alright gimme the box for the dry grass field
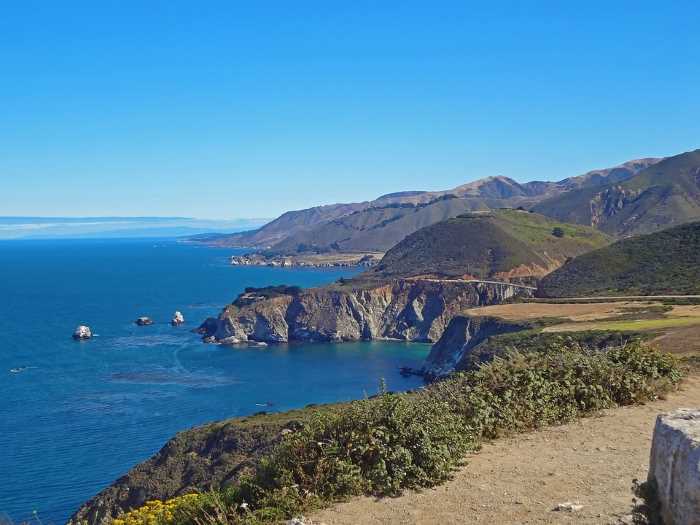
[464,301,700,355]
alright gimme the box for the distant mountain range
[0,217,268,240]
[201,153,686,253]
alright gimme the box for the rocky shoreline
[197,279,532,347]
[69,280,535,523]
[230,252,382,269]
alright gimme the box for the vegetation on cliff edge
[112,341,681,525]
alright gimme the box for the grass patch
[113,342,682,525]
[562,317,700,332]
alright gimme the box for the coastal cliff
[68,414,302,525]
[422,315,527,379]
[198,279,533,345]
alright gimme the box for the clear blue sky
[2,1,699,219]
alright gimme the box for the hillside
[533,149,700,236]
[202,157,657,251]
[204,202,371,248]
[364,209,611,282]
[270,195,491,253]
[538,221,700,297]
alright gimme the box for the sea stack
[171,311,185,326]
[135,317,154,326]
[72,325,92,340]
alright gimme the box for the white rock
[72,325,92,340]
[554,501,583,512]
[286,518,314,525]
[648,408,700,525]
[171,311,185,326]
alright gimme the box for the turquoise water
[0,239,428,524]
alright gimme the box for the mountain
[533,150,700,236]
[199,157,658,252]
[363,209,611,282]
[557,158,662,191]
[537,220,700,297]
[269,195,491,254]
[202,202,372,248]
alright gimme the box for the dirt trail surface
[311,377,700,525]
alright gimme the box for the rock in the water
[135,317,154,326]
[171,311,185,326]
[648,408,700,525]
[72,325,92,340]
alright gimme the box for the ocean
[0,239,428,524]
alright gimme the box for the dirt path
[311,377,700,525]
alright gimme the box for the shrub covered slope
[364,209,610,281]
[112,341,680,525]
[538,221,700,297]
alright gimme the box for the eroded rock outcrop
[198,280,532,345]
[422,315,526,379]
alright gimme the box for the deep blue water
[0,239,428,524]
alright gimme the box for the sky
[1,1,699,219]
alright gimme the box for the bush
[115,342,681,525]
[552,226,565,238]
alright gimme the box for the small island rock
[135,317,154,326]
[72,325,92,340]
[171,311,185,326]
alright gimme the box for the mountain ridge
[205,157,660,252]
[533,149,700,236]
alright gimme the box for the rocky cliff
[422,315,527,379]
[68,414,304,525]
[199,280,533,345]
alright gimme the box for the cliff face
[200,280,533,345]
[69,418,291,525]
[422,315,526,379]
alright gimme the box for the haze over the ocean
[2,1,699,219]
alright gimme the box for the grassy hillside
[538,221,700,297]
[364,209,610,281]
[533,149,700,236]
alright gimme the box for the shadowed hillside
[538,221,700,297]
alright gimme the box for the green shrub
[117,341,681,525]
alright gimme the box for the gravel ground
[310,377,700,524]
